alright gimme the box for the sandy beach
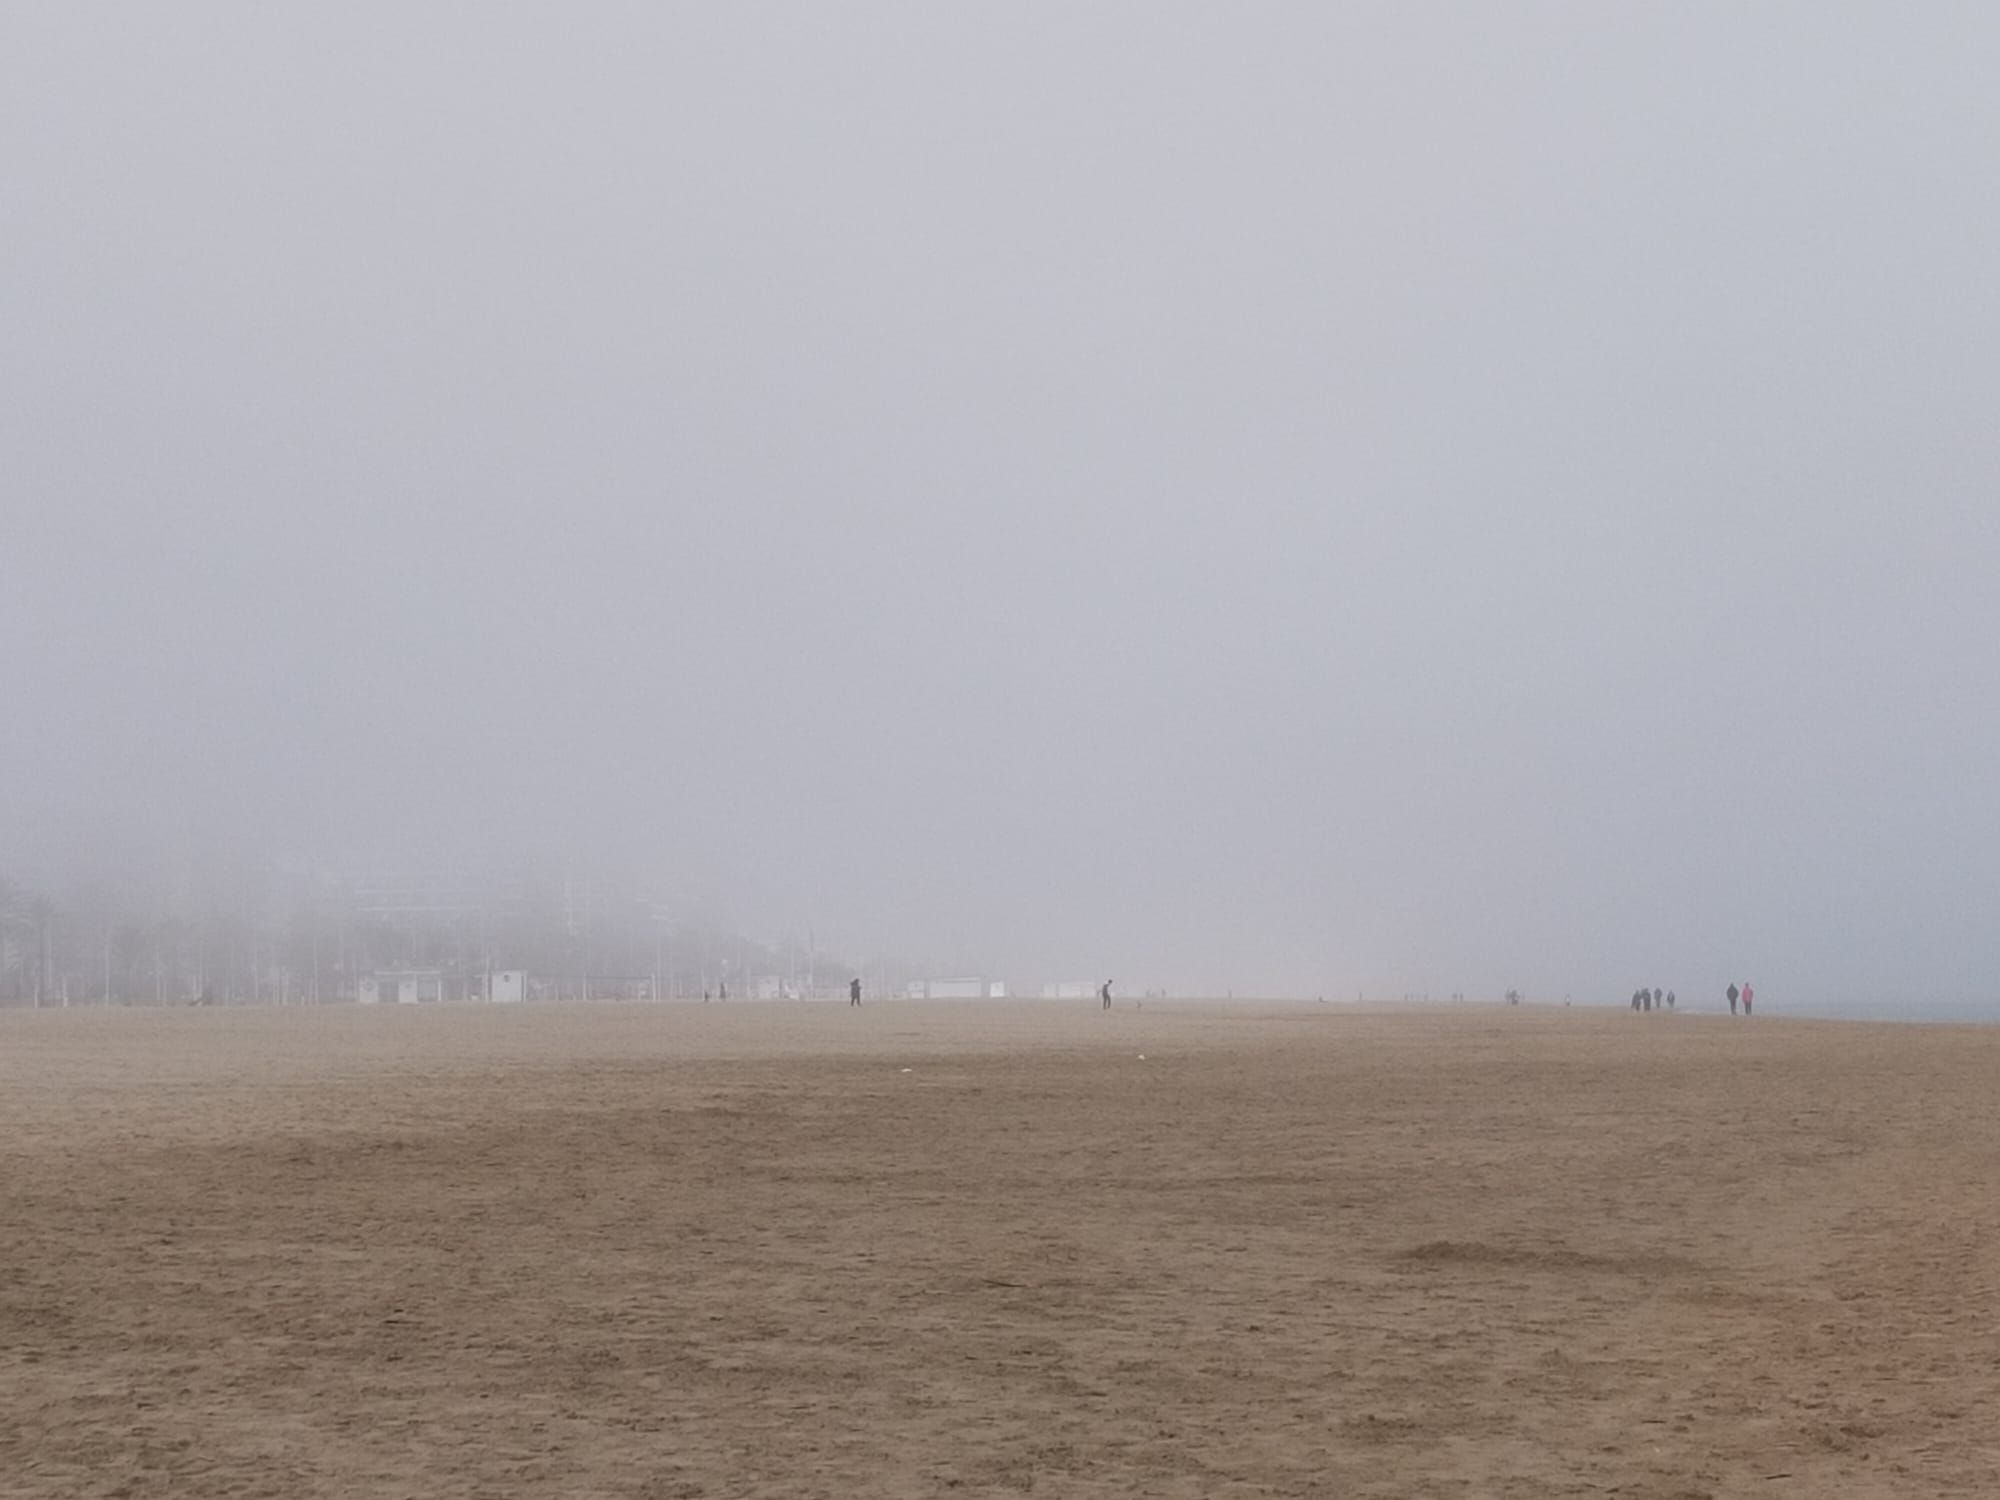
[3,1000,1996,1498]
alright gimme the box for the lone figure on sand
[1727,982,1739,1015]
[1100,980,1113,1011]
[849,976,862,1007]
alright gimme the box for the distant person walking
[1631,989,1643,1012]
[1100,980,1113,1011]
[1742,982,1754,1016]
[1666,990,1676,1011]
[849,976,862,1007]
[1727,982,1739,1016]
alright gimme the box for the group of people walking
[1629,982,1756,1014]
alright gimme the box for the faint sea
[1688,997,2000,1024]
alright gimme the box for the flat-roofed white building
[359,969,445,1004]
[923,978,984,1000]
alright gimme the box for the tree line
[0,866,899,1008]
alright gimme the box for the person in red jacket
[1742,981,1754,1016]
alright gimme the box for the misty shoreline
[2,995,1992,1026]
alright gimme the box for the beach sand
[3,1000,1994,1497]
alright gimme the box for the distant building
[923,978,985,1000]
[358,969,444,1005]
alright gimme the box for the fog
[5,5,1998,1006]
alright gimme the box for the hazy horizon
[6,6,1998,1008]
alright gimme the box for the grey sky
[5,5,1998,1003]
